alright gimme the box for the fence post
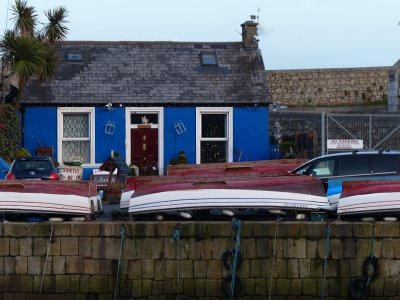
[321,111,326,155]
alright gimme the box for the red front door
[131,128,158,175]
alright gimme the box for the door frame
[125,107,164,175]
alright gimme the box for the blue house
[21,20,271,178]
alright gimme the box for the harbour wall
[0,220,399,299]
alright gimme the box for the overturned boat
[0,180,102,220]
[338,180,400,218]
[128,174,333,220]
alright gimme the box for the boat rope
[113,226,126,300]
[3,222,37,237]
[320,223,331,300]
[349,233,378,299]
[268,216,280,300]
[38,224,54,299]
[171,227,181,299]
[229,218,242,300]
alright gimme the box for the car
[291,150,400,205]
[5,157,59,180]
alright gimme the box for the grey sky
[1,0,400,70]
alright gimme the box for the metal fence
[269,111,400,158]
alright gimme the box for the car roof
[291,150,400,172]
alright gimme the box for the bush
[0,105,21,162]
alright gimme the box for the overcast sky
[1,0,400,70]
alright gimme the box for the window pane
[338,156,369,176]
[202,114,226,138]
[201,54,217,65]
[62,141,90,163]
[63,114,89,138]
[130,113,158,125]
[201,141,226,163]
[311,159,335,176]
[372,156,399,173]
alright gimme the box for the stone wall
[0,221,399,299]
[267,67,389,107]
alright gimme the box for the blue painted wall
[163,107,196,170]
[23,106,270,179]
[233,107,270,161]
[94,107,126,164]
[23,107,58,159]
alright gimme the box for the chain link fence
[269,111,400,159]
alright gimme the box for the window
[371,155,400,174]
[337,156,370,176]
[66,52,82,61]
[58,108,94,165]
[200,53,217,66]
[196,108,233,164]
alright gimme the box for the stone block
[306,240,318,258]
[250,259,261,277]
[194,260,206,279]
[330,221,353,237]
[10,238,20,256]
[389,259,400,277]
[253,222,277,237]
[279,222,301,238]
[277,258,288,278]
[242,238,256,259]
[302,278,317,295]
[156,222,177,237]
[69,274,80,293]
[275,279,290,295]
[294,238,307,258]
[211,238,228,260]
[243,278,254,296]
[127,260,141,279]
[27,257,41,275]
[33,238,46,256]
[287,259,299,278]
[8,274,21,292]
[55,274,70,292]
[282,239,295,258]
[206,260,222,279]
[53,223,71,236]
[141,259,154,279]
[89,275,109,293]
[0,238,9,256]
[356,239,370,258]
[194,278,205,296]
[20,275,33,292]
[330,239,343,259]
[298,259,311,278]
[78,237,92,258]
[131,279,142,297]
[374,222,399,238]
[65,256,83,274]
[83,259,100,275]
[290,278,302,295]
[92,237,120,260]
[254,278,267,295]
[382,238,394,258]
[384,278,397,296]
[186,239,201,260]
[141,279,152,296]
[135,238,163,260]
[183,278,195,296]
[48,237,61,256]
[52,256,65,274]
[255,238,270,258]
[60,237,79,255]
[343,239,356,258]
[371,278,384,296]
[79,274,90,293]
[15,256,27,274]
[299,222,326,238]
[122,237,136,260]
[71,223,100,237]
[352,223,373,237]
[19,238,32,256]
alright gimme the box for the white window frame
[57,107,95,166]
[196,107,233,164]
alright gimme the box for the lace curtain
[62,113,90,163]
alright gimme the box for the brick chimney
[241,16,259,49]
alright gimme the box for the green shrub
[0,105,22,162]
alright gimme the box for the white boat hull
[338,192,400,215]
[129,188,333,215]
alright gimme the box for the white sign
[327,139,363,150]
[58,166,83,181]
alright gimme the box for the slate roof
[22,41,270,106]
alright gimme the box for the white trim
[196,107,233,164]
[125,107,164,175]
[57,107,95,166]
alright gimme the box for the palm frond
[42,6,69,43]
[11,0,37,36]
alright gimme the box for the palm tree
[0,0,69,108]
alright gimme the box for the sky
[1,0,400,70]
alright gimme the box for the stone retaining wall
[267,67,389,107]
[0,221,399,299]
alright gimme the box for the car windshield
[13,160,51,172]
